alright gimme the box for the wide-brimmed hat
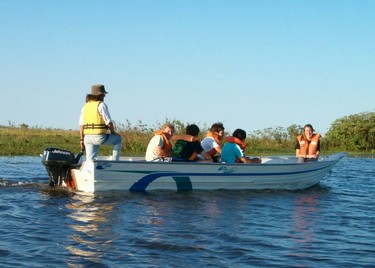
[91,84,108,95]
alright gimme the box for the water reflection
[289,188,327,260]
[292,194,318,244]
[64,192,117,266]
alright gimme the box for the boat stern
[71,161,96,192]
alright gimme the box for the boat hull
[69,153,345,192]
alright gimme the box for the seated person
[145,123,198,161]
[145,123,175,161]
[200,122,225,162]
[172,124,212,162]
[221,129,261,164]
[295,124,320,162]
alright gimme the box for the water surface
[0,156,374,267]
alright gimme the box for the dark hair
[232,129,247,140]
[210,122,225,132]
[304,124,315,132]
[186,124,200,136]
[86,94,103,102]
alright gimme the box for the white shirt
[201,136,219,153]
[145,135,164,161]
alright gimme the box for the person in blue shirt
[221,129,261,163]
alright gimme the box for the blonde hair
[162,123,175,131]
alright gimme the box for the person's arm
[308,150,319,159]
[98,102,118,134]
[107,122,117,134]
[156,145,172,157]
[295,139,302,157]
[213,145,222,154]
[239,156,250,163]
[79,108,85,150]
[313,140,321,158]
[155,136,172,157]
[296,148,305,158]
[171,134,198,142]
[296,149,319,159]
[235,145,248,163]
[199,151,213,162]
[79,125,85,150]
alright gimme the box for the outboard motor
[41,147,78,186]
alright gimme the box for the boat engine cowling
[41,147,76,186]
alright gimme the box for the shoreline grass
[0,126,372,157]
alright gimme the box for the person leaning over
[200,122,225,162]
[172,124,212,162]
[79,84,122,161]
[221,129,261,164]
[295,124,320,162]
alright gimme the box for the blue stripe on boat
[127,166,327,191]
[129,173,193,191]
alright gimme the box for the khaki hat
[91,84,108,95]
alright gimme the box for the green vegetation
[325,111,375,152]
[1,111,374,156]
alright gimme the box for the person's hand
[80,140,85,150]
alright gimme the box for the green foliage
[325,111,375,152]
[1,113,374,156]
[248,125,301,152]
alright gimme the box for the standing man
[79,84,122,161]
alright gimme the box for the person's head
[232,129,247,141]
[210,122,225,138]
[162,123,175,139]
[186,124,200,137]
[303,124,315,140]
[90,84,108,101]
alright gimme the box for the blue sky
[1,0,374,135]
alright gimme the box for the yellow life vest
[83,101,108,134]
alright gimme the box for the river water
[0,156,374,267]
